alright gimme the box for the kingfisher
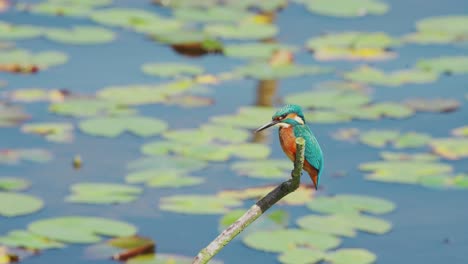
[255,104,323,190]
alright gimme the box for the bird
[255,104,323,190]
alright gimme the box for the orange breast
[279,127,297,162]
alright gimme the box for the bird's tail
[304,164,319,190]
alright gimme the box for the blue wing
[293,125,324,182]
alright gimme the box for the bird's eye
[280,114,287,119]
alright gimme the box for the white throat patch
[277,122,291,128]
[294,116,304,124]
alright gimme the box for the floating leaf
[307,32,397,61]
[21,122,73,143]
[0,192,43,217]
[0,22,41,40]
[231,160,292,179]
[219,209,289,232]
[430,138,468,160]
[243,229,341,253]
[325,248,376,264]
[0,149,52,165]
[219,185,314,205]
[28,216,137,243]
[0,49,68,69]
[50,99,135,117]
[67,183,142,204]
[0,103,29,127]
[174,7,250,22]
[7,88,69,103]
[126,253,223,264]
[159,195,242,215]
[296,215,357,237]
[358,130,431,148]
[405,98,460,113]
[0,177,30,191]
[344,66,438,86]
[278,248,326,264]
[79,116,167,138]
[127,155,207,173]
[416,56,468,75]
[204,22,277,40]
[300,0,389,18]
[306,194,395,215]
[406,15,468,44]
[0,230,64,250]
[125,170,204,188]
[452,126,468,137]
[141,63,204,78]
[85,236,155,261]
[18,0,112,17]
[285,90,371,110]
[211,106,274,129]
[45,26,115,44]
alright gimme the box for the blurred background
[0,0,467,263]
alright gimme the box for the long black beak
[255,120,278,133]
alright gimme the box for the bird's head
[256,104,306,132]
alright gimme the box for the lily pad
[405,98,460,113]
[204,22,277,40]
[452,126,468,137]
[0,104,29,127]
[0,230,64,250]
[218,185,314,205]
[285,89,371,110]
[219,209,289,232]
[127,155,207,172]
[159,195,242,214]
[45,26,115,44]
[296,214,357,237]
[18,0,112,17]
[306,194,395,215]
[0,192,43,217]
[174,7,250,22]
[141,63,204,78]
[344,66,439,86]
[211,106,274,129]
[0,149,52,165]
[278,248,326,264]
[243,229,341,253]
[325,248,376,264]
[0,49,68,69]
[85,236,155,261]
[0,178,30,191]
[7,88,69,103]
[21,122,73,143]
[231,160,292,179]
[67,183,142,204]
[430,138,468,160]
[412,15,468,44]
[125,170,204,188]
[301,0,389,18]
[0,22,41,40]
[28,216,137,243]
[235,62,330,80]
[50,99,135,117]
[416,56,468,75]
[358,130,431,148]
[126,253,223,264]
[79,116,168,138]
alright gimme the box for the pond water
[1,0,467,264]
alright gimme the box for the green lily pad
[85,236,155,261]
[204,22,277,40]
[211,106,274,129]
[452,126,468,137]
[405,98,460,113]
[0,230,65,250]
[0,22,41,40]
[231,160,292,179]
[360,158,453,184]
[243,229,341,253]
[0,149,53,165]
[159,195,242,214]
[0,103,29,127]
[218,185,314,205]
[344,66,439,86]
[49,99,135,117]
[278,248,326,264]
[301,0,389,18]
[0,192,43,217]
[358,130,431,148]
[45,26,115,44]
[142,141,232,161]
[403,30,463,44]
[235,62,330,80]
[97,80,194,105]
[125,169,204,188]
[18,0,112,17]
[67,183,142,204]
[7,88,66,102]
[228,143,271,159]
[325,248,376,264]
[164,95,214,108]
[79,116,168,138]
[379,151,439,161]
[0,49,68,69]
[296,215,357,237]
[0,178,30,191]
[126,253,223,264]
[21,122,73,143]
[306,32,397,61]
[174,7,250,22]
[306,194,395,215]
[219,209,289,232]
[223,43,297,60]
[127,155,207,172]
[142,63,203,78]
[416,56,468,74]
[430,138,468,160]
[28,216,137,243]
[416,15,468,38]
